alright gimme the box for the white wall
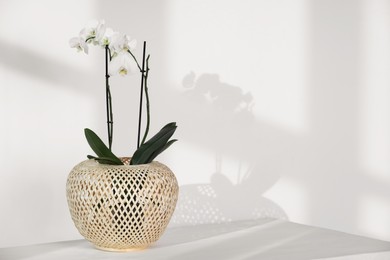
[1,0,390,247]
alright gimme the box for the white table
[1,219,390,260]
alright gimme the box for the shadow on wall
[96,0,288,226]
[168,0,390,239]
[171,73,288,225]
[100,0,390,239]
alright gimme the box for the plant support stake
[137,41,147,149]
[105,45,113,150]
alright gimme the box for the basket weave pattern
[66,158,179,251]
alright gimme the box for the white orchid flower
[109,51,137,76]
[69,37,89,54]
[110,34,137,53]
[99,28,116,47]
[108,33,121,56]
[79,19,105,44]
[95,22,107,45]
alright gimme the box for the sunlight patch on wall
[166,0,308,133]
[359,0,390,181]
[263,177,308,223]
[357,195,390,241]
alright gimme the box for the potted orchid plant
[66,20,179,251]
[69,19,177,165]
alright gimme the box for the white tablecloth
[1,219,390,260]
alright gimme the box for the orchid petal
[69,37,88,54]
[109,51,137,76]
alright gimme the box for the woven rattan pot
[66,157,179,251]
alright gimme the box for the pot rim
[80,157,164,169]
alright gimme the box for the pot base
[95,245,147,252]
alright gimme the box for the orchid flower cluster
[69,20,177,166]
[69,20,139,76]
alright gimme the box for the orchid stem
[128,50,142,71]
[141,55,151,145]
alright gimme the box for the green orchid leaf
[84,128,123,165]
[132,122,176,156]
[136,130,175,164]
[87,155,123,165]
[143,122,176,145]
[147,139,178,163]
[131,123,177,165]
[131,128,176,165]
